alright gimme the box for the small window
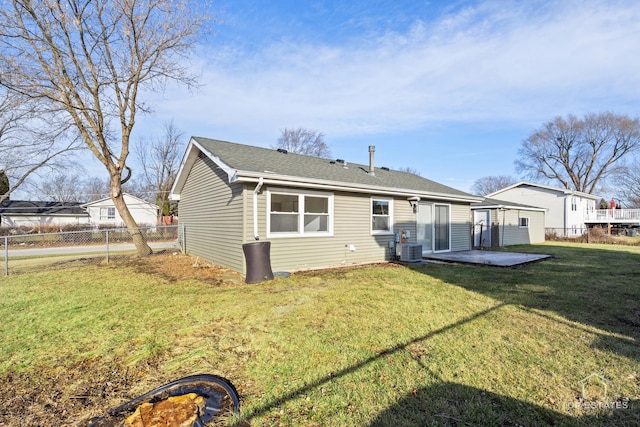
[372,198,393,234]
[100,207,115,220]
[519,217,529,228]
[571,197,577,211]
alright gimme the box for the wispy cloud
[150,0,640,142]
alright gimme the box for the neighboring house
[471,197,546,247]
[0,200,90,228]
[487,182,599,237]
[82,193,159,228]
[170,137,483,274]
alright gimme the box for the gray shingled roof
[0,200,88,216]
[193,137,477,199]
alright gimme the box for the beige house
[471,198,546,247]
[170,138,482,274]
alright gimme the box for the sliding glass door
[417,203,450,252]
[434,204,450,252]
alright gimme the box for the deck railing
[583,209,640,222]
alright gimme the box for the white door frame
[473,210,491,248]
[417,203,451,253]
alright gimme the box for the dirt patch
[0,253,249,427]
[291,262,403,279]
[115,252,246,286]
[1,358,158,427]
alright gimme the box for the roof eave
[234,171,483,203]
[170,138,237,201]
[487,181,600,200]
[471,204,547,212]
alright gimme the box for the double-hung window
[100,207,116,220]
[371,198,393,234]
[519,217,529,228]
[268,190,333,237]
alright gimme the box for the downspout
[253,177,264,240]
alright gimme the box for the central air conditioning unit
[400,243,423,262]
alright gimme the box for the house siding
[180,154,245,272]
[245,187,399,271]
[492,186,565,229]
[451,203,472,251]
[491,184,596,237]
[245,187,429,271]
[489,209,545,246]
[242,187,473,272]
[84,194,158,227]
[0,215,89,227]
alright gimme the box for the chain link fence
[1,225,183,276]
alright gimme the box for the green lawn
[1,242,639,426]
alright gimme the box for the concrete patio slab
[423,250,552,267]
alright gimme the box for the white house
[0,200,90,228]
[487,182,599,237]
[82,193,158,228]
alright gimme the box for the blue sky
[130,0,640,194]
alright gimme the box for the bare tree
[0,170,8,197]
[613,156,640,208]
[274,128,331,157]
[398,166,421,176]
[80,177,111,201]
[122,176,155,203]
[135,121,184,221]
[471,175,518,196]
[0,0,208,255]
[38,173,84,203]
[0,90,81,203]
[515,112,640,194]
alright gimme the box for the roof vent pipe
[368,145,375,176]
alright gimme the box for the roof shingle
[193,137,477,199]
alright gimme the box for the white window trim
[99,207,115,220]
[371,197,394,235]
[266,188,334,238]
[519,217,530,228]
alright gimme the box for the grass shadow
[408,243,640,361]
[244,303,507,420]
[368,382,638,427]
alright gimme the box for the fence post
[105,229,110,264]
[4,236,7,276]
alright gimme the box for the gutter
[234,172,483,204]
[253,177,264,240]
